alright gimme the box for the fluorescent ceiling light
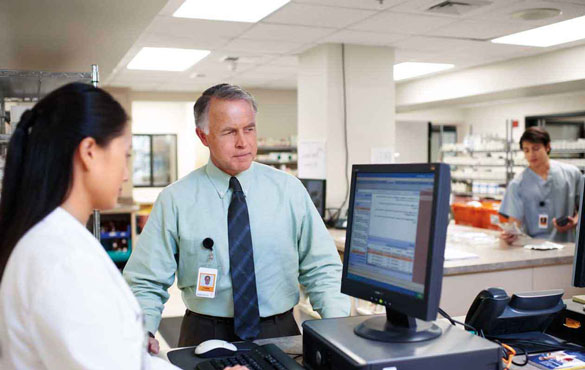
[394,62,454,81]
[173,0,290,22]
[492,14,585,47]
[127,47,210,71]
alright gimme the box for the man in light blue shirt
[124,84,350,351]
[500,127,582,243]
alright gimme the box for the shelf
[442,149,519,154]
[453,191,504,200]
[551,149,585,154]
[0,134,9,144]
[257,145,297,152]
[258,160,297,166]
[107,249,132,263]
[446,163,507,167]
[452,177,507,184]
[0,70,91,100]
[100,230,130,240]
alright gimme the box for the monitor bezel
[341,163,450,322]
[299,178,327,218]
[572,176,585,287]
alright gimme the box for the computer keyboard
[195,343,304,370]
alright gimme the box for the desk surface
[329,224,575,276]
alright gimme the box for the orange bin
[451,201,507,230]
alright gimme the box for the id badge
[538,214,548,229]
[196,267,217,298]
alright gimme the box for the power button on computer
[315,350,323,365]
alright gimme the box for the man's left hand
[553,215,578,233]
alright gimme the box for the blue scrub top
[499,160,583,242]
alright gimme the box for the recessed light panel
[173,0,290,23]
[492,14,585,47]
[127,47,210,71]
[394,62,454,81]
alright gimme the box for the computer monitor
[300,179,326,218]
[572,176,585,287]
[341,163,451,343]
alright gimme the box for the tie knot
[229,176,243,193]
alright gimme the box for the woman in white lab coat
[0,83,245,370]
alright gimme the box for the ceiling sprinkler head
[221,56,239,72]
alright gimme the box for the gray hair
[193,83,257,134]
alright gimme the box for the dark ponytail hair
[0,83,128,280]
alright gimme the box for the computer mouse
[194,339,238,358]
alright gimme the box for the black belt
[186,308,294,324]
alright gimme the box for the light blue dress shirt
[499,160,583,242]
[123,160,350,334]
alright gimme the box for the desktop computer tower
[303,316,502,370]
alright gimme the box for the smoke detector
[511,8,562,21]
[427,0,492,16]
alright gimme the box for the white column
[298,43,395,212]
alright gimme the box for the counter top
[100,204,140,214]
[329,224,575,276]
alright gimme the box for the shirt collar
[205,159,254,199]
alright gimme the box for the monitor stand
[354,307,442,342]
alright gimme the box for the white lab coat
[0,207,178,369]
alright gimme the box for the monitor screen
[300,179,326,218]
[345,172,434,300]
[341,163,451,342]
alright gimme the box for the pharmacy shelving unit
[0,66,135,269]
[256,144,297,176]
[548,141,585,171]
[443,132,585,200]
[0,68,93,193]
[441,120,517,200]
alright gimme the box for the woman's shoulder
[9,209,101,276]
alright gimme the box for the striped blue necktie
[228,176,260,340]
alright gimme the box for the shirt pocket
[177,238,219,289]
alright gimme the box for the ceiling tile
[148,16,252,39]
[428,19,537,40]
[140,32,228,51]
[394,48,445,63]
[389,0,524,18]
[292,0,407,10]
[321,29,409,46]
[471,0,585,25]
[263,3,376,28]
[246,64,298,75]
[350,11,456,34]
[222,38,305,54]
[239,23,335,43]
[262,79,297,89]
[269,56,299,66]
[393,36,534,57]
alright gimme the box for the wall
[131,101,200,203]
[249,89,297,141]
[396,44,585,111]
[298,44,396,211]
[398,90,585,144]
[395,121,428,164]
[129,88,297,203]
[463,91,585,141]
[129,88,297,141]
[105,87,133,200]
